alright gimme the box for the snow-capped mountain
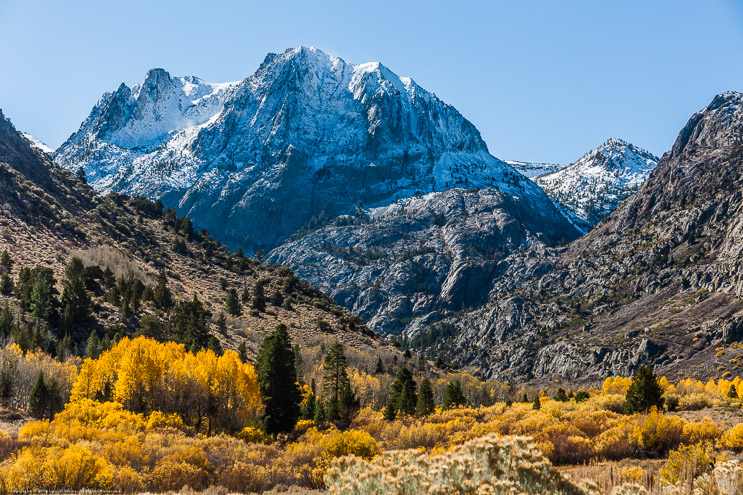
[55,46,578,252]
[21,133,55,155]
[506,160,563,179]
[534,138,658,230]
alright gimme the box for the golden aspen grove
[0,335,742,493]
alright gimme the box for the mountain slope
[55,46,577,253]
[0,107,410,372]
[425,92,743,383]
[506,160,563,179]
[535,139,658,230]
[268,186,574,336]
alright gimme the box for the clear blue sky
[1,0,742,164]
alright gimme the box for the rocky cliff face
[534,139,658,231]
[55,47,573,254]
[424,92,743,383]
[268,186,575,336]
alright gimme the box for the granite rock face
[426,92,743,383]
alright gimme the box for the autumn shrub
[326,434,590,495]
[630,407,684,453]
[659,442,714,484]
[1,445,113,490]
[0,429,19,462]
[588,393,626,413]
[678,393,712,411]
[681,417,722,444]
[721,423,743,451]
[593,423,634,460]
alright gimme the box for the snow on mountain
[505,160,563,179]
[21,133,55,155]
[55,46,578,252]
[534,138,658,230]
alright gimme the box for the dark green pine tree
[553,388,568,402]
[375,356,385,374]
[153,270,174,311]
[208,335,223,356]
[0,274,12,296]
[252,281,266,312]
[59,276,92,339]
[180,216,194,241]
[28,371,49,419]
[0,301,14,339]
[323,343,350,404]
[255,324,302,434]
[172,295,212,351]
[216,312,227,335]
[624,365,665,414]
[30,275,54,323]
[293,345,305,386]
[728,384,739,400]
[416,377,435,416]
[237,340,248,363]
[443,380,466,410]
[85,330,100,359]
[313,399,326,422]
[532,395,542,410]
[301,389,316,420]
[0,249,12,272]
[386,367,417,418]
[225,288,241,316]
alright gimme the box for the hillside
[421,92,743,383]
[0,107,413,375]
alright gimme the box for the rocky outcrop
[268,186,577,336]
[422,92,743,383]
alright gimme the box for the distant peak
[143,68,172,85]
[600,138,629,148]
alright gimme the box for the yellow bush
[721,423,743,451]
[621,466,644,483]
[18,420,51,442]
[659,442,713,484]
[677,393,711,410]
[1,445,113,490]
[236,425,266,444]
[681,417,722,444]
[631,407,683,452]
[146,410,187,432]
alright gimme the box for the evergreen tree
[180,216,194,241]
[75,167,87,182]
[237,340,248,363]
[575,390,590,403]
[728,384,739,400]
[443,380,466,410]
[225,288,241,316]
[241,286,251,304]
[301,390,316,420]
[339,382,360,421]
[208,335,223,355]
[624,365,664,414]
[153,270,173,311]
[293,345,305,386]
[375,356,385,374]
[0,250,12,272]
[251,281,266,312]
[171,295,212,350]
[270,290,284,307]
[313,399,326,422]
[85,330,100,359]
[28,371,49,419]
[59,276,92,339]
[0,301,14,339]
[532,395,542,410]
[323,343,350,404]
[255,324,302,434]
[553,388,569,402]
[416,377,435,416]
[47,377,63,418]
[386,367,417,418]
[30,275,53,322]
[216,312,227,335]
[65,257,85,281]
[56,333,73,362]
[0,274,12,296]
[0,368,12,406]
